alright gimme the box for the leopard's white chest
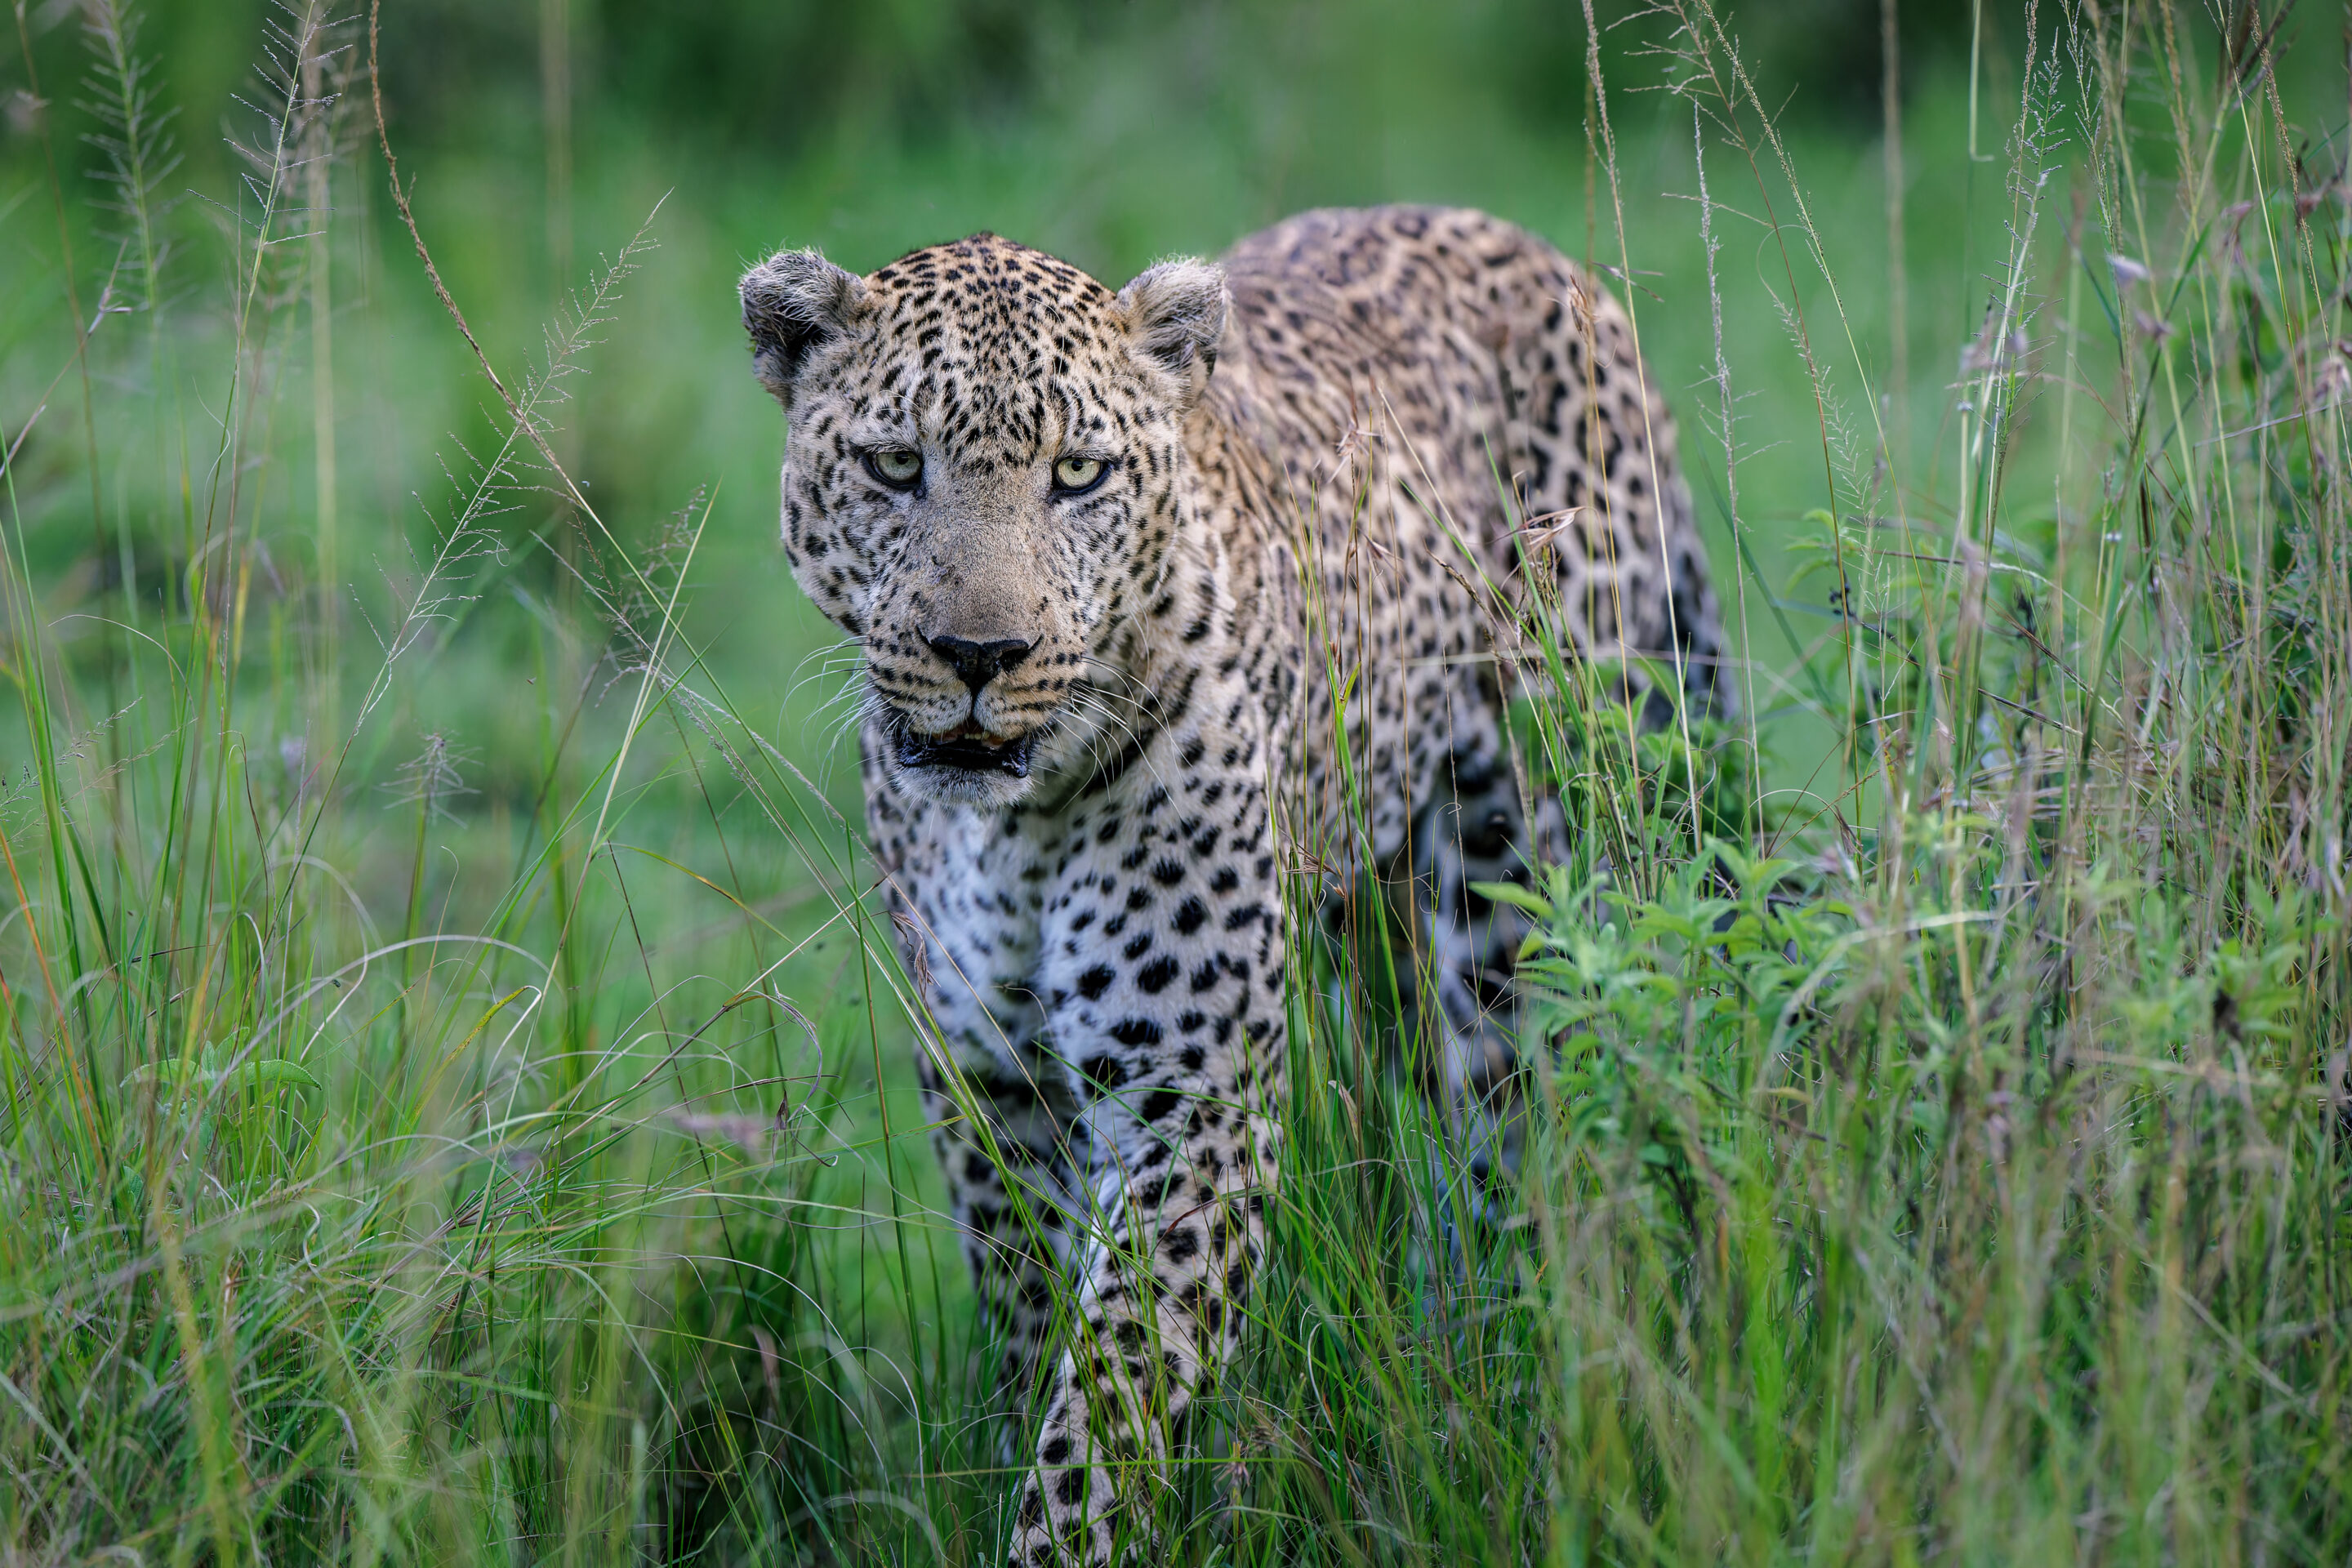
[905,805,1050,1076]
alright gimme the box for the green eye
[1052,455,1107,494]
[865,448,923,489]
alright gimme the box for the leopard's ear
[1116,257,1227,409]
[741,248,866,407]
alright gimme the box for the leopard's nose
[926,634,1034,694]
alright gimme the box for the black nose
[925,635,1035,694]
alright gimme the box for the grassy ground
[0,0,2346,1562]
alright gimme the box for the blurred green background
[0,0,2039,820]
[0,0,2337,880]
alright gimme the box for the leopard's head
[741,233,1227,807]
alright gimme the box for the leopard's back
[1198,205,1726,858]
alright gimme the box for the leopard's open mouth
[894,720,1038,779]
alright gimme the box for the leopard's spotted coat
[740,205,1723,1566]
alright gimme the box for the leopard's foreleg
[1004,725,1285,1568]
[915,1045,1087,1407]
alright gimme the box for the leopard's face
[742,234,1227,807]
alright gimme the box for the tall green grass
[0,1,2345,1564]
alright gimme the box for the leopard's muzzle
[894,721,1040,780]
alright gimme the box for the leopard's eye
[1052,455,1108,495]
[864,448,924,490]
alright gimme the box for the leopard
[738,204,1725,1566]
